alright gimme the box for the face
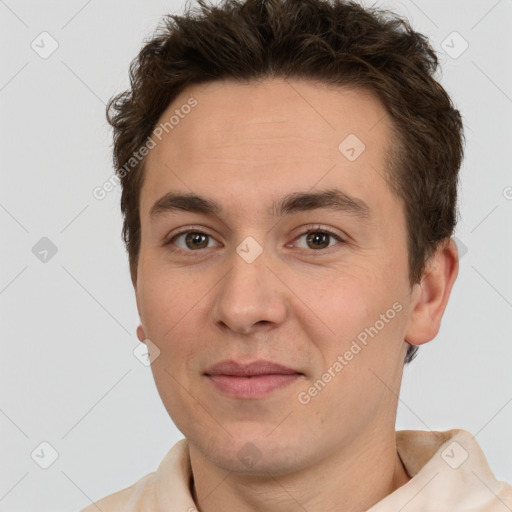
[134,78,422,475]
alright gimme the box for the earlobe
[404,237,459,346]
[137,324,147,343]
[132,266,146,343]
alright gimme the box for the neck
[189,429,411,512]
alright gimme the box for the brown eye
[293,224,346,256]
[167,230,220,251]
[184,232,209,249]
[293,228,343,251]
[305,232,331,249]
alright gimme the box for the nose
[210,246,288,336]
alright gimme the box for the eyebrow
[149,188,373,223]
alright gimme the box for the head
[106,0,463,475]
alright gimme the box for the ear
[404,237,459,346]
[136,324,147,343]
[131,261,146,343]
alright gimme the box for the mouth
[204,360,304,399]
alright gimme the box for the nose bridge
[211,240,286,333]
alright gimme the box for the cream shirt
[80,429,512,511]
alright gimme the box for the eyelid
[289,224,346,249]
[164,225,221,247]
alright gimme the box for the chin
[211,446,302,476]
[190,428,312,476]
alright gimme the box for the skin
[133,78,459,512]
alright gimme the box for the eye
[166,230,221,251]
[292,227,344,251]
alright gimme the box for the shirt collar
[152,429,512,511]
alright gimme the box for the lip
[204,360,303,399]
[205,360,300,377]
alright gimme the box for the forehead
[140,78,397,221]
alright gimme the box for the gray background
[1,0,511,510]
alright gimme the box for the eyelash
[164,225,345,255]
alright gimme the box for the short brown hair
[106,0,464,364]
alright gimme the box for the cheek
[301,303,405,435]
[305,269,406,379]
[302,267,384,341]
[145,295,206,432]
[138,267,202,339]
